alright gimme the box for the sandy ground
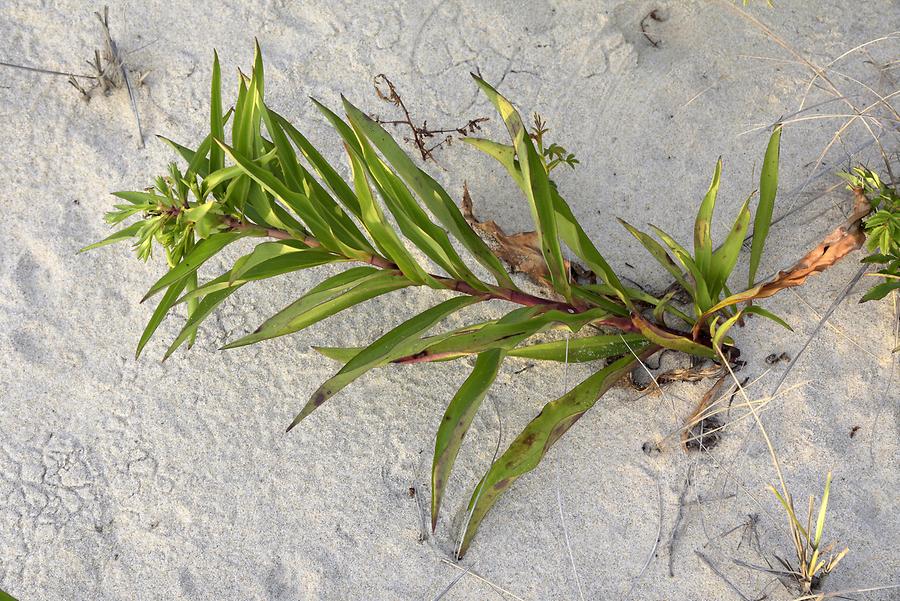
[1,1,898,599]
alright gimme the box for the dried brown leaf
[462,184,595,288]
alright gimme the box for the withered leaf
[461,184,595,288]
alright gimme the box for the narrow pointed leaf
[340,97,516,290]
[422,307,607,357]
[259,104,375,257]
[136,279,189,358]
[469,77,569,299]
[631,313,717,359]
[620,218,691,293]
[459,345,658,556]
[813,472,832,548]
[216,140,346,251]
[142,231,246,302]
[432,348,504,530]
[743,305,792,330]
[343,144,431,285]
[650,225,712,309]
[709,194,753,298]
[222,267,412,348]
[80,222,143,252]
[464,136,630,305]
[712,309,743,349]
[344,119,487,289]
[270,109,363,219]
[694,157,722,279]
[180,249,343,303]
[292,295,480,428]
[508,333,648,362]
[311,346,359,363]
[749,125,782,287]
[209,51,225,174]
[860,280,900,302]
[163,282,244,360]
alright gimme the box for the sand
[1,1,898,599]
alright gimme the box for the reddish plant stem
[224,216,587,315]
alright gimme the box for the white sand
[1,1,898,599]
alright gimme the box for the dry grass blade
[432,563,473,600]
[791,584,900,600]
[695,551,757,601]
[94,7,144,148]
[0,60,96,80]
[682,373,729,450]
[438,559,530,601]
[722,1,898,183]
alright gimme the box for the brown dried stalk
[372,74,488,162]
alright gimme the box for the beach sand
[0,1,897,599]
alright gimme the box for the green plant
[86,46,872,555]
[619,124,790,347]
[840,167,900,306]
[769,472,849,595]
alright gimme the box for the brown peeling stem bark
[744,187,871,299]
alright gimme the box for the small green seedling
[840,167,900,311]
[769,472,849,595]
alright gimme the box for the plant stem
[223,216,596,316]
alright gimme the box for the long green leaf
[80,222,143,252]
[222,267,412,348]
[141,231,247,302]
[459,345,658,556]
[712,309,743,349]
[470,76,570,299]
[694,157,722,279]
[743,305,792,331]
[344,119,487,290]
[270,109,364,219]
[631,313,717,359]
[421,307,608,357]
[709,194,753,298]
[163,283,243,360]
[209,50,225,175]
[258,102,375,258]
[650,225,712,310]
[619,219,691,293]
[291,295,480,429]
[135,279,189,358]
[813,472,832,548]
[465,136,630,306]
[344,144,433,285]
[216,140,349,252]
[550,187,630,306]
[749,125,782,287]
[432,348,504,530]
[340,97,516,290]
[860,279,900,302]
[509,333,648,362]
[180,249,344,303]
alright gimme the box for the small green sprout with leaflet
[841,167,900,308]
